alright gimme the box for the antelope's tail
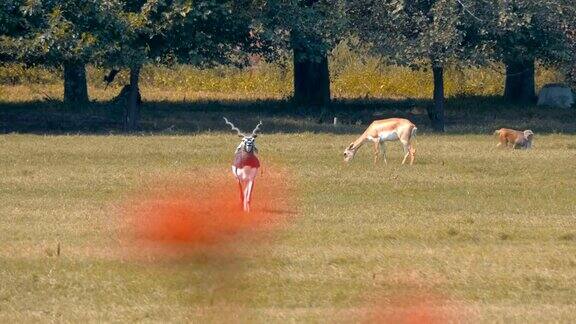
[494,129,501,136]
[411,126,418,139]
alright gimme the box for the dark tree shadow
[1,96,575,135]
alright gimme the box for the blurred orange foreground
[119,169,293,255]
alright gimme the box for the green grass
[1,132,575,322]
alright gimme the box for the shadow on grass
[1,96,575,135]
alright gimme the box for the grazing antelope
[224,117,262,212]
[494,128,534,149]
[343,118,417,165]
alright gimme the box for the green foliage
[348,0,478,67]
[0,1,23,36]
[92,0,259,69]
[0,0,258,69]
[531,0,576,86]
[165,1,256,67]
[0,0,113,65]
[257,0,347,62]
[485,0,575,64]
[346,0,575,77]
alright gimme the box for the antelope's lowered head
[343,143,358,163]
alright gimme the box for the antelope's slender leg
[381,142,387,165]
[409,145,416,165]
[373,140,380,164]
[401,153,409,165]
[243,187,249,212]
[246,179,254,212]
[401,140,410,165]
[242,182,247,212]
[232,166,243,208]
[237,180,244,207]
[243,180,252,212]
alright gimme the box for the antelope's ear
[238,134,244,138]
[347,143,354,150]
[253,134,258,138]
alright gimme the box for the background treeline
[0,46,565,100]
[1,0,575,132]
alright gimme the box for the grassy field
[1,130,575,322]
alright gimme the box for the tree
[530,0,576,89]
[98,1,170,131]
[486,0,575,103]
[0,1,24,63]
[0,0,111,104]
[100,0,256,131]
[291,0,333,107]
[259,0,346,109]
[491,1,540,102]
[349,0,478,132]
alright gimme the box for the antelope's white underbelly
[367,131,399,142]
[232,166,258,181]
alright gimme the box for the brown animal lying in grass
[494,128,534,149]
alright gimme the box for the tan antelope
[343,118,417,165]
[224,117,262,212]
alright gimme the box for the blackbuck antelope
[494,128,534,149]
[224,117,262,212]
[343,118,417,165]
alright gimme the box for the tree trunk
[124,66,141,132]
[504,59,536,103]
[63,61,89,104]
[429,65,445,132]
[293,48,331,107]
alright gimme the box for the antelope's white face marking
[343,144,356,162]
[224,117,262,153]
[238,136,257,153]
